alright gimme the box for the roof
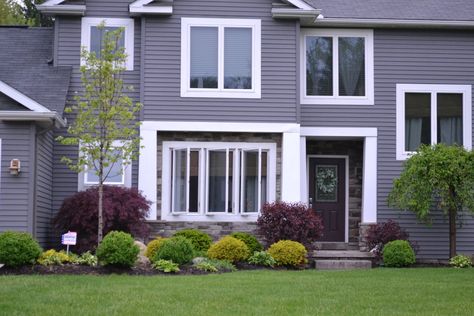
[0,27,71,116]
[304,0,474,21]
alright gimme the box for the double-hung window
[396,84,472,160]
[81,17,134,70]
[301,29,374,105]
[180,18,261,98]
[162,142,276,221]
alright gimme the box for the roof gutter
[36,4,86,16]
[0,111,67,128]
[307,17,474,29]
[272,8,321,21]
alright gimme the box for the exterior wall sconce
[10,159,21,175]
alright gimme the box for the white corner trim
[285,0,315,10]
[300,127,377,137]
[139,129,158,220]
[281,132,301,202]
[0,80,51,113]
[300,28,374,106]
[180,17,261,99]
[396,84,472,160]
[80,17,135,71]
[141,121,301,133]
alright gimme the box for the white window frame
[78,140,132,190]
[300,28,374,105]
[180,17,261,99]
[80,17,134,71]
[396,84,472,160]
[162,141,276,221]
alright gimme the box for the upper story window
[180,18,261,99]
[301,29,374,105]
[396,84,472,160]
[81,17,134,70]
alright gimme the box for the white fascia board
[141,121,300,133]
[300,127,378,138]
[129,0,173,16]
[284,0,315,10]
[0,80,51,113]
[309,18,474,29]
[37,5,86,15]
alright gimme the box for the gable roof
[0,27,71,126]
[304,0,474,22]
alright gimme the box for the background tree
[388,144,474,258]
[58,25,142,244]
[21,0,53,27]
[0,0,26,25]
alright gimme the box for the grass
[1,268,474,315]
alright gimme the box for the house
[0,0,473,260]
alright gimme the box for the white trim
[285,0,315,10]
[301,127,378,225]
[300,136,307,202]
[307,155,349,243]
[309,17,474,29]
[39,0,65,6]
[396,84,472,160]
[161,141,276,222]
[129,0,172,15]
[0,80,51,112]
[281,132,301,202]
[80,17,134,71]
[180,17,261,99]
[300,28,374,105]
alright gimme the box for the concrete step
[311,250,375,260]
[315,259,373,270]
[313,242,359,251]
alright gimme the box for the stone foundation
[358,223,371,251]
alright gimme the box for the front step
[311,250,375,270]
[315,259,372,270]
[312,250,374,259]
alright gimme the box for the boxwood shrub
[173,229,212,252]
[154,236,195,265]
[207,236,250,263]
[382,240,415,267]
[267,240,307,267]
[0,231,42,267]
[96,231,139,267]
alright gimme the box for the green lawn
[1,269,473,315]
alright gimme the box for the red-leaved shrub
[53,186,150,252]
[257,202,323,248]
[365,219,416,259]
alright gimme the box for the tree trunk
[449,207,456,258]
[98,183,104,245]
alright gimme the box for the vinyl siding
[142,0,298,122]
[300,28,474,259]
[0,122,34,234]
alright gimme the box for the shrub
[38,249,72,266]
[382,240,416,267]
[257,202,323,248]
[145,237,167,260]
[96,231,139,267]
[450,255,472,268]
[76,251,98,266]
[53,186,151,252]
[230,232,263,254]
[173,229,212,252]
[154,237,195,265]
[193,257,236,272]
[365,220,412,259]
[0,231,42,267]
[207,236,250,263]
[195,261,219,272]
[248,251,276,267]
[152,259,180,273]
[267,240,307,267]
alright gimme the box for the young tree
[58,25,142,244]
[0,0,26,25]
[22,0,53,27]
[388,144,474,258]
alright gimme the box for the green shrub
[38,249,72,266]
[193,257,236,272]
[207,236,250,263]
[152,259,180,273]
[173,229,212,252]
[450,255,472,268]
[267,240,307,267]
[154,236,194,265]
[96,231,139,267]
[0,231,42,267]
[76,251,98,266]
[145,237,167,260]
[230,232,263,254]
[248,251,276,267]
[383,240,416,267]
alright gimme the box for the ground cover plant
[2,269,474,315]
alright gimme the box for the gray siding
[300,28,474,259]
[34,130,54,245]
[0,122,35,234]
[142,0,298,122]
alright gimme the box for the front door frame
[307,155,349,243]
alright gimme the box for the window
[396,84,472,160]
[162,142,276,221]
[180,18,261,98]
[78,141,132,190]
[81,17,134,70]
[301,29,374,105]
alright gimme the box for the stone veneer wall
[306,140,363,243]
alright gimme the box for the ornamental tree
[388,144,474,258]
[57,24,142,245]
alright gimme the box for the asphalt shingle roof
[0,27,71,115]
[304,0,474,21]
